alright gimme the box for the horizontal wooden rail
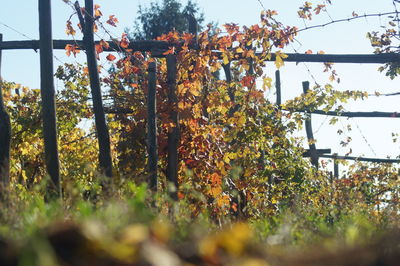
[303,149,331,157]
[103,107,133,114]
[320,154,400,163]
[286,109,400,118]
[1,39,400,63]
[264,53,400,64]
[104,106,400,118]
[0,39,170,54]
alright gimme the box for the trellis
[0,0,399,196]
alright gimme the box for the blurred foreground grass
[0,180,398,266]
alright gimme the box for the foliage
[366,1,400,79]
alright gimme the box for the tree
[130,0,205,40]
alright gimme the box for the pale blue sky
[1,0,399,164]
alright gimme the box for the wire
[294,11,400,36]
[0,20,35,40]
[0,20,67,66]
[350,117,378,156]
[255,0,267,11]
[314,115,329,134]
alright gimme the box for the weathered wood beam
[286,109,400,118]
[1,39,399,63]
[333,153,339,179]
[166,54,179,200]
[275,70,281,108]
[39,0,61,197]
[0,40,171,54]
[303,149,331,157]
[0,33,11,190]
[303,81,319,168]
[262,53,400,64]
[320,154,400,163]
[82,0,113,178]
[147,62,158,191]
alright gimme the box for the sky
[1,0,399,172]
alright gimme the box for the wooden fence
[0,0,399,196]
[275,73,400,176]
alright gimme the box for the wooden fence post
[82,0,113,178]
[166,54,179,199]
[333,153,339,179]
[147,62,158,191]
[302,81,319,168]
[275,70,281,108]
[0,33,11,189]
[222,63,234,102]
[38,0,61,196]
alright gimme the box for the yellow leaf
[274,51,287,69]
[236,47,244,53]
[223,154,231,164]
[191,88,200,97]
[211,186,222,197]
[223,53,230,65]
[238,115,246,126]
[263,76,272,90]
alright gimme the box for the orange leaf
[106,54,116,61]
[177,192,185,200]
[94,4,102,18]
[210,173,222,185]
[223,23,239,35]
[240,75,255,88]
[314,4,325,15]
[100,39,110,49]
[231,203,238,212]
[65,44,80,57]
[131,66,140,74]
[93,23,98,33]
[106,15,119,27]
[66,21,76,36]
[120,33,129,48]
[162,47,175,55]
[95,44,103,54]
